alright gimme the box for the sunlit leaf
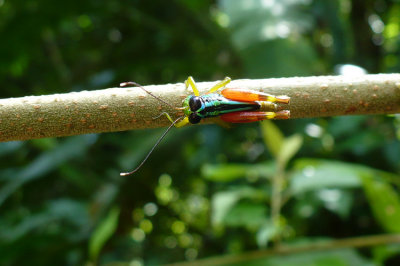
[261,120,284,158]
[289,159,362,195]
[256,220,279,248]
[277,134,303,168]
[89,207,120,261]
[290,159,400,195]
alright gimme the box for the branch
[171,233,400,266]
[1,74,399,142]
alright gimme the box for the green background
[1,0,400,265]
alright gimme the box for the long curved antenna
[120,81,181,110]
[120,117,183,176]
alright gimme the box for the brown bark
[0,74,399,142]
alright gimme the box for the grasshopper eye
[189,96,202,112]
[188,113,201,124]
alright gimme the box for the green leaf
[0,135,97,207]
[264,248,372,266]
[240,239,373,266]
[256,220,279,248]
[89,207,120,261]
[289,159,362,195]
[261,120,284,158]
[362,176,400,233]
[202,162,275,182]
[372,244,400,265]
[0,199,89,243]
[212,187,267,226]
[277,134,303,168]
[223,202,268,228]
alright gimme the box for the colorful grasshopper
[120,77,290,176]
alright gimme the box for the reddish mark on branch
[373,85,379,91]
[33,105,41,109]
[27,127,33,132]
[320,84,328,90]
[295,93,300,97]
[128,101,135,106]
[131,119,137,123]
[145,120,151,125]
[16,114,21,118]
[38,117,44,122]
[89,124,95,129]
[180,95,187,100]
[352,89,357,94]
[99,105,108,110]
[140,105,145,109]
[93,100,99,104]
[112,112,118,117]
[345,106,357,114]
[81,118,87,124]
[157,105,163,110]
[139,95,146,100]
[130,113,135,118]
[86,113,91,118]
[303,93,310,99]
[321,108,327,113]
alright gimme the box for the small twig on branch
[0,74,399,142]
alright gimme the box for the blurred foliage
[1,0,400,265]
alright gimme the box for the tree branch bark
[1,74,399,142]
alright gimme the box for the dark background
[1,0,400,265]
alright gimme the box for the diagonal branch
[1,74,399,142]
[170,233,400,266]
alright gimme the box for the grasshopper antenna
[120,117,182,176]
[120,81,182,110]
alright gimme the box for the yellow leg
[154,112,174,123]
[185,76,200,96]
[157,112,189,128]
[175,117,189,128]
[208,77,231,93]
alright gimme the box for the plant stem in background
[172,234,400,266]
